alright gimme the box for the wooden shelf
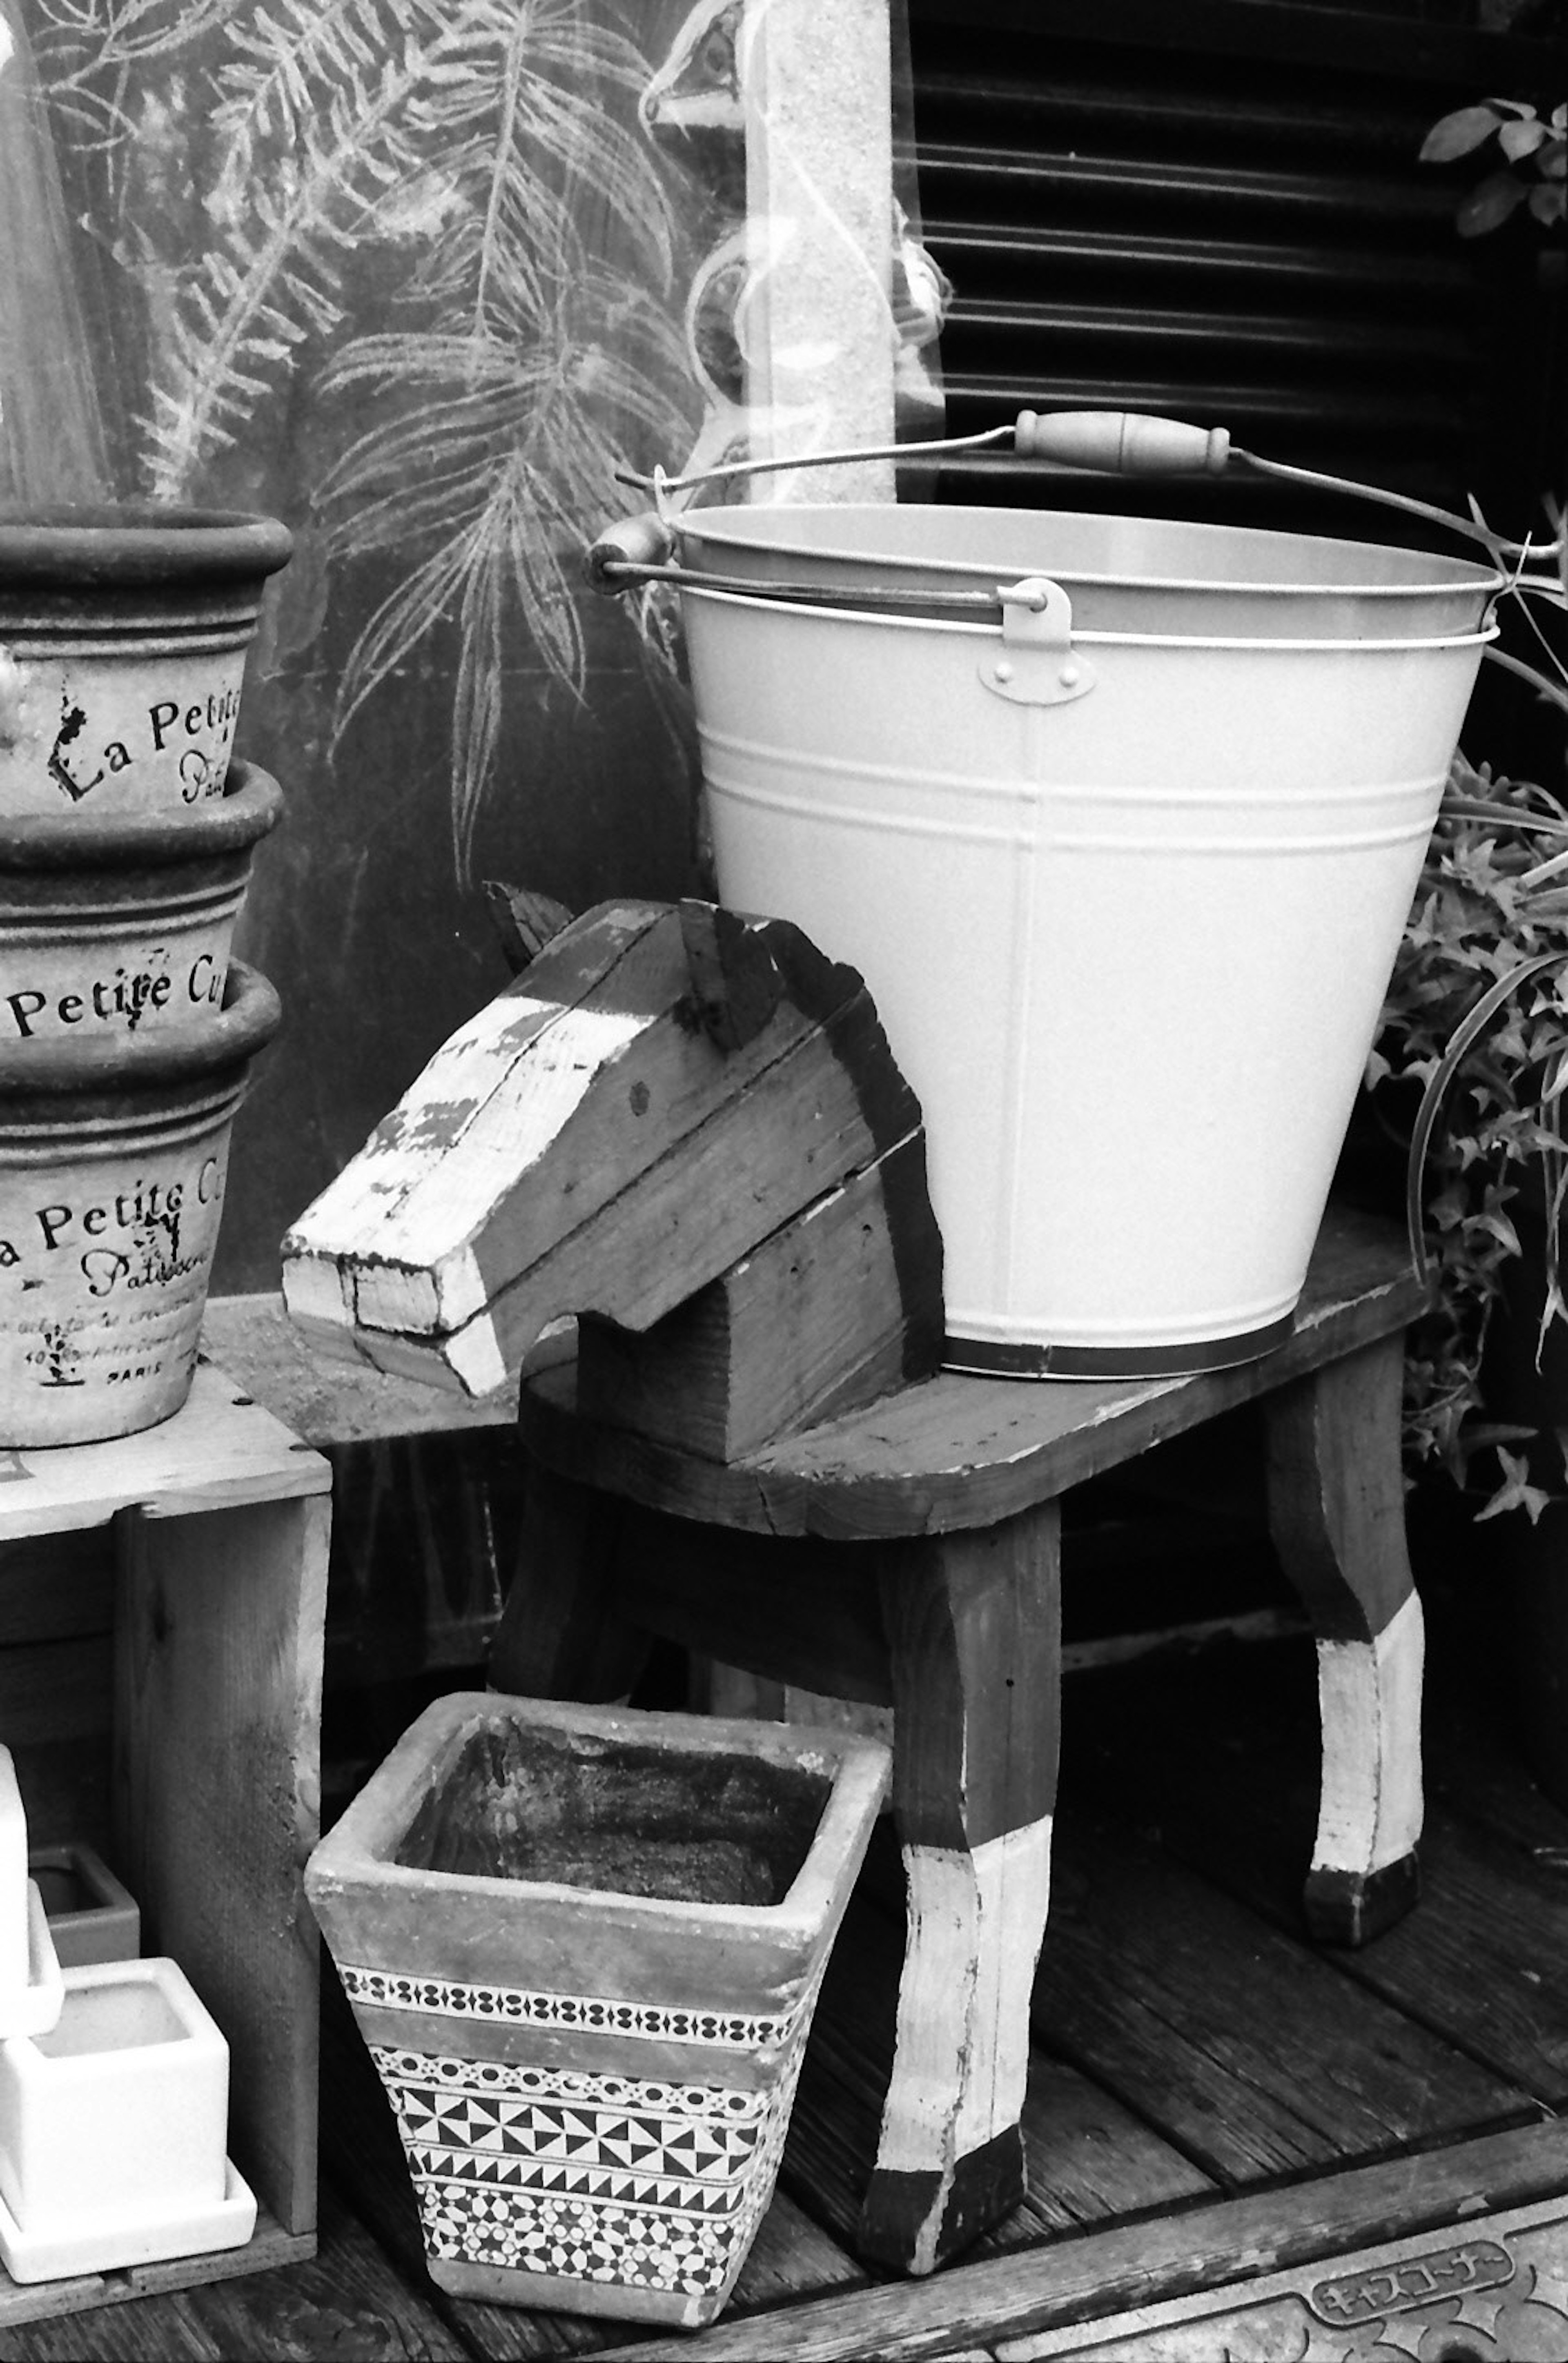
[0,1367,331,2324]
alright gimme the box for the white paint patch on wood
[1313,1588,1424,1878]
[876,1820,1053,2176]
[289,995,655,1336]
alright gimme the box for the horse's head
[282,898,938,1409]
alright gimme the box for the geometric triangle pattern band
[370,2043,802,2300]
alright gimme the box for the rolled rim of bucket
[0,960,281,1099]
[0,761,283,875]
[0,508,294,589]
[670,502,1506,615]
[674,575,1501,654]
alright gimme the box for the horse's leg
[1264,1331,1423,1946]
[488,1459,653,1704]
[860,1502,1060,2276]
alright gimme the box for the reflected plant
[1421,96,1566,236]
[29,0,696,872]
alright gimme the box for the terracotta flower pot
[0,507,291,817]
[0,760,282,1048]
[0,960,281,1445]
[306,1695,889,2329]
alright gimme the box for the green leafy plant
[1371,92,1568,1518]
[1374,520,1568,1517]
[1421,96,1566,235]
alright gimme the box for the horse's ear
[679,900,784,1050]
[483,882,576,975]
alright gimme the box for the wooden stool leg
[1264,1331,1423,1947]
[487,1460,652,1703]
[859,1502,1060,2276]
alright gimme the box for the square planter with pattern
[305,1694,889,2329]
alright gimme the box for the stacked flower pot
[0,1741,254,2282]
[0,507,290,1447]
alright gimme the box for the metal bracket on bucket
[981,579,1097,709]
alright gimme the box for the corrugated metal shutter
[906,0,1566,542]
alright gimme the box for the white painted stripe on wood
[875,1820,1053,2176]
[1313,1588,1424,1878]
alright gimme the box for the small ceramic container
[0,1955,256,2282]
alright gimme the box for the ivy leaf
[1475,1447,1554,1523]
[1530,183,1567,226]
[1458,169,1529,235]
[1421,102,1505,161]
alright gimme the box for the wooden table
[490,1201,1431,2280]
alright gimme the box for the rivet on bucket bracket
[982,578,1097,709]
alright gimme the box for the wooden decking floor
[7,1532,1568,2362]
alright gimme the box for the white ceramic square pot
[28,1843,140,1968]
[306,1695,889,2329]
[0,1955,256,2281]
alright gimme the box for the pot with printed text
[0,962,281,1447]
[0,508,291,819]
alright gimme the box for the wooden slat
[116,1493,329,2239]
[1030,1804,1528,2184]
[1062,1624,1568,2104]
[0,1364,330,1541]
[197,1297,513,1446]
[786,1886,1216,2254]
[996,2189,1568,2359]
[519,1206,1425,1539]
[587,2120,1568,2362]
[0,2208,312,2345]
[180,2185,469,2362]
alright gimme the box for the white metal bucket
[680,529,1496,1377]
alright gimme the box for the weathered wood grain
[180,2185,467,2362]
[586,2120,1568,2361]
[115,1491,329,2238]
[0,2210,312,2349]
[519,1207,1425,1541]
[0,1363,330,1542]
[487,1463,650,1705]
[198,1296,515,1445]
[1264,1334,1424,1941]
[1030,1804,1525,2184]
[1069,1641,1568,2105]
[575,1128,943,1460]
[789,1884,1216,2257]
[483,884,577,976]
[996,2191,1568,2359]
[283,900,924,1401]
[863,1508,1063,2256]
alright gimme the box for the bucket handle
[608,408,1558,568]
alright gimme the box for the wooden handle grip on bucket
[584,513,676,590]
[1014,410,1232,475]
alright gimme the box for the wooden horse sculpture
[284,895,1428,2278]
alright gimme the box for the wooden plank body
[497,1205,1430,2277]
[0,1365,329,2322]
[281,900,935,1406]
[576,1129,945,1458]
